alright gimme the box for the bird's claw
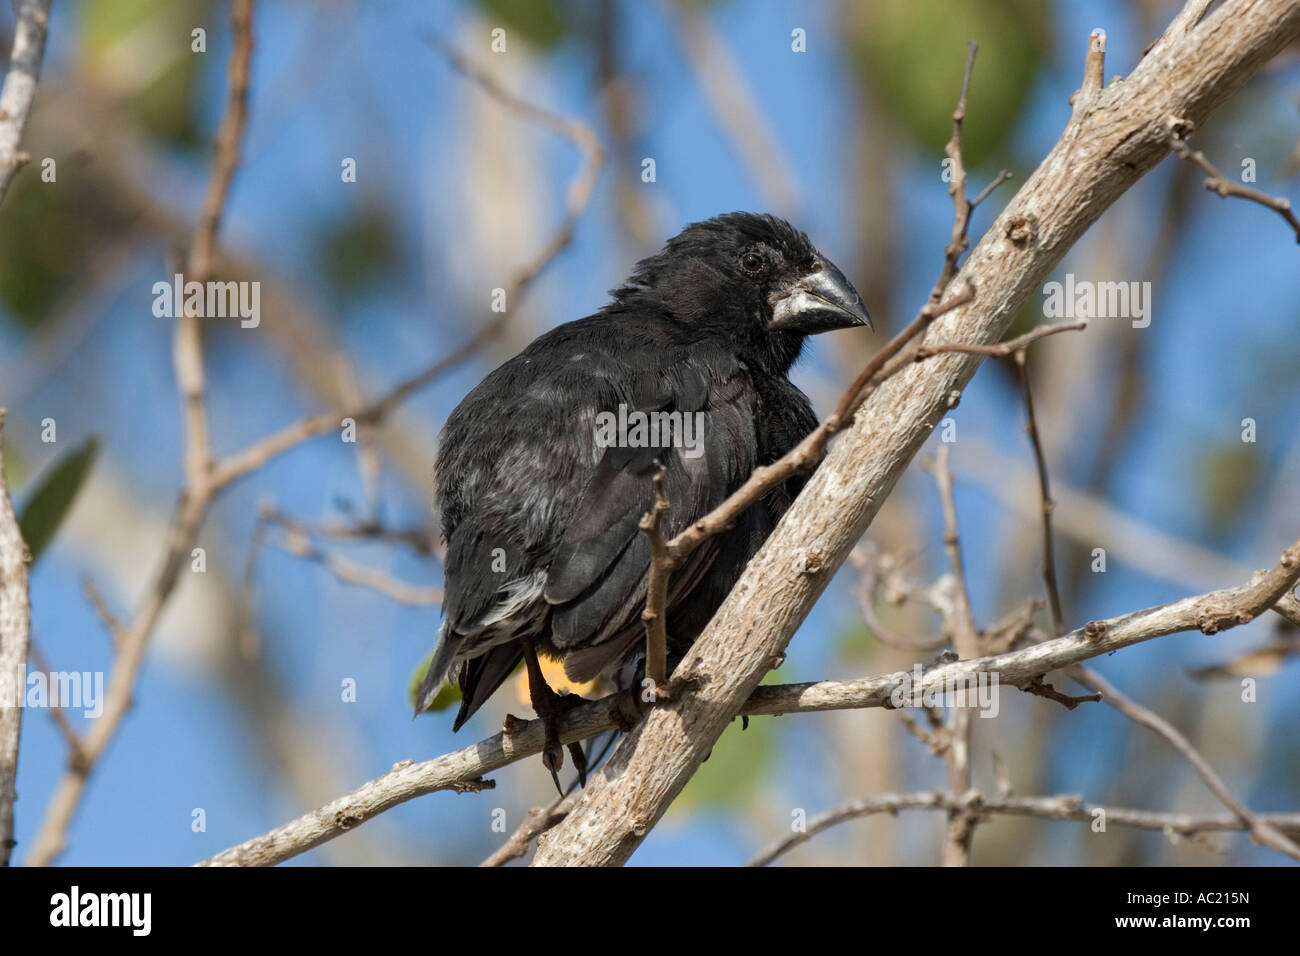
[533,683,589,794]
[567,741,588,788]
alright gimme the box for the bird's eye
[740,251,764,275]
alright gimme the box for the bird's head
[611,212,871,363]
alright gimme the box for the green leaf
[314,203,403,305]
[1201,443,1262,537]
[18,437,99,564]
[473,0,569,49]
[675,709,776,812]
[848,0,1048,168]
[78,0,205,150]
[408,651,462,714]
[2,435,24,493]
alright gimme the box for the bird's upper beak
[768,257,872,334]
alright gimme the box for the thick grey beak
[769,257,872,334]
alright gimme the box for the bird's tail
[451,643,524,731]
[412,622,458,717]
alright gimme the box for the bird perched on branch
[414,212,870,789]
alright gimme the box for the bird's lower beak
[768,257,872,334]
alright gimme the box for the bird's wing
[543,351,762,673]
[419,323,761,716]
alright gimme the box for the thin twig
[849,546,950,652]
[1020,678,1101,710]
[81,576,125,648]
[931,42,979,303]
[1169,122,1300,242]
[1015,349,1066,636]
[923,446,980,865]
[23,0,259,866]
[1067,664,1300,862]
[479,791,580,867]
[639,467,672,691]
[209,38,605,492]
[912,320,1086,361]
[747,790,1300,866]
[269,525,442,607]
[24,640,86,767]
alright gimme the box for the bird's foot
[531,683,588,795]
[612,684,649,731]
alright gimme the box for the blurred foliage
[18,437,99,564]
[0,170,134,329]
[474,0,570,49]
[78,0,206,150]
[847,0,1049,168]
[675,707,775,812]
[1200,441,1264,537]
[1,438,21,493]
[314,202,404,305]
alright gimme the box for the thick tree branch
[532,0,1300,865]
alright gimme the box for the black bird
[414,212,870,787]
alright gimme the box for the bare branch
[24,0,259,866]
[924,447,979,655]
[923,446,980,865]
[1169,122,1300,242]
[0,0,51,206]
[1066,664,1300,861]
[1020,677,1101,710]
[1015,349,1066,635]
[747,790,1300,867]
[201,536,1300,866]
[24,640,87,768]
[933,41,979,301]
[480,791,580,867]
[532,2,1300,862]
[849,546,950,652]
[269,524,442,607]
[210,39,605,492]
[0,410,32,864]
[912,320,1086,361]
[638,467,672,690]
[1071,28,1107,119]
[81,576,125,648]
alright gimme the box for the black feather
[414,212,868,729]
